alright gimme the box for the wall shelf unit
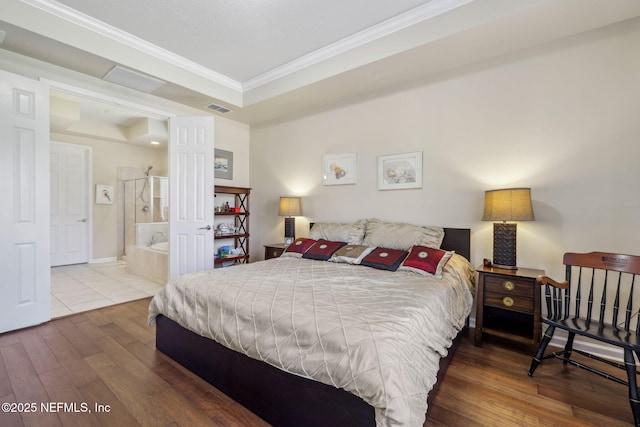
[214,185,250,267]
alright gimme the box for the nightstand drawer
[485,292,533,313]
[484,275,534,298]
[264,244,286,260]
[267,248,283,258]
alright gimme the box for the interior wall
[215,116,251,189]
[250,18,640,281]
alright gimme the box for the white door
[0,70,51,333]
[168,116,215,278]
[50,142,90,266]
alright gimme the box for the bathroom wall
[135,223,168,247]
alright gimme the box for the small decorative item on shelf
[217,223,231,235]
[219,246,231,258]
[224,202,230,212]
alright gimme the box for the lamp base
[284,217,296,245]
[493,222,517,269]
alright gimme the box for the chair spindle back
[543,252,640,334]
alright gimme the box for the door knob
[198,225,212,230]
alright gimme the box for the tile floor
[51,261,165,318]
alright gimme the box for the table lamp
[278,197,302,246]
[482,188,534,269]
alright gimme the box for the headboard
[441,228,471,261]
[308,223,471,261]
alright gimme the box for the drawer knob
[502,296,514,307]
[503,281,515,291]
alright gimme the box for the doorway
[48,83,172,318]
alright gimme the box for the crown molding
[242,0,473,91]
[22,0,473,100]
[22,0,243,91]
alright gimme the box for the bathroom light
[150,141,160,145]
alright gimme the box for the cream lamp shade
[278,197,302,217]
[482,188,534,221]
[278,197,302,246]
[482,188,534,269]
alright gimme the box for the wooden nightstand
[264,243,286,260]
[474,265,544,351]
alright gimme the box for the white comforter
[148,254,475,426]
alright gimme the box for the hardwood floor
[0,298,634,426]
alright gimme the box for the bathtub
[125,244,168,285]
[149,241,168,252]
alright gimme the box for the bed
[149,220,474,426]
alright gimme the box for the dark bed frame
[155,228,471,426]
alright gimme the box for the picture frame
[322,153,357,186]
[215,149,233,180]
[96,184,114,204]
[377,151,422,190]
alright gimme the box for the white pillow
[362,219,444,251]
[309,219,366,245]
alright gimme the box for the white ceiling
[54,0,436,82]
[1,0,640,129]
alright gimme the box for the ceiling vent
[103,65,165,93]
[206,103,232,114]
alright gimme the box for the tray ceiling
[1,0,639,126]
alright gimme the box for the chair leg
[624,349,640,427]
[561,332,576,373]
[529,325,556,376]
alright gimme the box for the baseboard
[548,331,625,363]
[89,257,118,264]
[469,316,624,363]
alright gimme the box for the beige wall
[215,117,251,188]
[250,18,640,280]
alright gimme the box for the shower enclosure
[121,176,169,284]
[121,176,169,254]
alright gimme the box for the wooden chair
[528,252,640,427]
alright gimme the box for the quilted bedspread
[148,254,475,426]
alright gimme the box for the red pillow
[400,246,453,278]
[302,239,346,261]
[282,238,316,258]
[360,247,408,271]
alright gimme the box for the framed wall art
[377,151,422,190]
[96,184,114,204]
[215,149,233,179]
[322,153,357,186]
